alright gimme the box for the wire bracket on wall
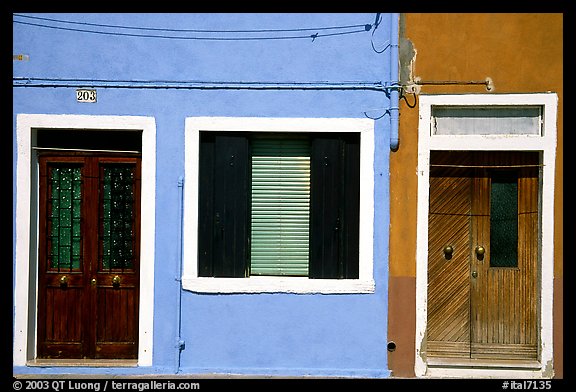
[404,76,494,95]
[363,81,403,120]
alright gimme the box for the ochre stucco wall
[388,13,563,378]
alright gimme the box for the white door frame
[414,94,557,378]
[14,114,156,366]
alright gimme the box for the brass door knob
[59,275,68,288]
[443,245,454,256]
[475,245,485,256]
[112,275,121,287]
[472,271,478,278]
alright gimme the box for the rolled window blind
[250,135,311,276]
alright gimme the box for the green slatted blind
[250,136,311,276]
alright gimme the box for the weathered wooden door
[37,154,141,359]
[427,151,539,362]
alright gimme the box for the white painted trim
[423,368,550,379]
[414,94,557,378]
[183,117,375,294]
[14,114,156,367]
[181,276,375,294]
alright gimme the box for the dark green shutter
[309,133,360,279]
[198,133,250,277]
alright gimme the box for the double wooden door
[37,154,141,359]
[427,151,539,361]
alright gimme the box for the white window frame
[414,94,557,378]
[14,114,156,367]
[183,117,375,294]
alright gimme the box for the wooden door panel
[94,160,140,358]
[470,154,539,360]
[96,287,138,359]
[427,151,539,362]
[38,287,85,358]
[427,213,471,342]
[427,164,472,358]
[470,343,538,360]
[516,172,539,349]
[38,154,140,360]
[470,174,490,351]
[37,157,87,358]
[44,286,84,343]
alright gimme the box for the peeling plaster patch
[399,14,418,95]
[399,37,416,86]
[542,359,554,378]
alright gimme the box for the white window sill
[181,276,375,294]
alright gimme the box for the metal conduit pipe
[389,13,400,151]
[174,176,185,374]
[12,78,392,92]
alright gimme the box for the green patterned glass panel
[49,166,82,270]
[101,165,135,270]
[490,172,518,268]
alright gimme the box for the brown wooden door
[427,151,539,362]
[37,154,141,359]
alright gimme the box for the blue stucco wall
[13,13,393,377]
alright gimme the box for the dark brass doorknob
[475,245,485,256]
[112,275,121,287]
[59,275,68,288]
[472,271,478,278]
[443,245,454,256]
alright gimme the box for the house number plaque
[76,89,97,103]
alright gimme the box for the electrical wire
[370,13,391,54]
[13,20,369,41]
[363,108,389,121]
[13,13,372,34]
[13,14,374,41]
[401,91,417,108]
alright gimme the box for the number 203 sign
[76,89,97,103]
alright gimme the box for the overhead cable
[13,14,373,41]
[14,13,372,34]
